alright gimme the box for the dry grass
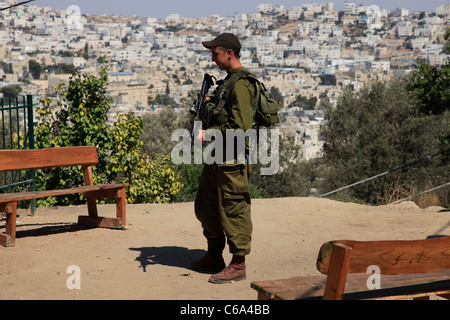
[382,179,449,209]
[415,188,449,209]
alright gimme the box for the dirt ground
[1,197,449,300]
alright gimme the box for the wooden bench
[0,146,129,247]
[251,236,450,300]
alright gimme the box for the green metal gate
[0,95,36,215]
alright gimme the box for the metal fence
[0,95,36,215]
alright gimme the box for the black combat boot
[190,241,226,273]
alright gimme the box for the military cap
[202,33,241,53]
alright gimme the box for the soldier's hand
[196,129,206,145]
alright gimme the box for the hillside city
[1,0,449,161]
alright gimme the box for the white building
[257,3,273,14]
[292,39,319,56]
[166,14,181,24]
[411,37,430,50]
[287,7,303,20]
[297,21,316,37]
[344,2,357,15]
[233,14,248,28]
[392,8,409,17]
[436,4,450,16]
[397,22,412,37]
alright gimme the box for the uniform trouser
[195,162,252,257]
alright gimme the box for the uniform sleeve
[230,79,256,131]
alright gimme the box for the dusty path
[1,197,449,300]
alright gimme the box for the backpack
[219,70,280,129]
[244,71,280,129]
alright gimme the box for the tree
[173,163,203,202]
[249,138,314,198]
[140,107,189,157]
[0,85,22,100]
[289,94,317,110]
[445,28,450,53]
[407,50,450,145]
[126,154,183,204]
[29,60,42,79]
[35,62,184,206]
[269,86,284,108]
[108,112,144,183]
[108,112,183,204]
[165,81,170,95]
[408,60,450,116]
[107,111,184,204]
[35,64,116,205]
[319,77,448,204]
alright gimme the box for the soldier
[190,33,256,284]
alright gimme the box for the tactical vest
[201,71,248,130]
[201,71,279,130]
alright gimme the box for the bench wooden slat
[0,146,98,172]
[251,275,327,300]
[317,237,450,275]
[252,270,450,300]
[0,146,130,247]
[0,184,129,203]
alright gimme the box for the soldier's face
[211,46,231,71]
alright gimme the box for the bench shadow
[0,221,92,239]
[129,246,206,272]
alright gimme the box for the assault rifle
[190,73,216,140]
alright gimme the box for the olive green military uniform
[195,67,256,257]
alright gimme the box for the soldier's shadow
[129,246,205,272]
